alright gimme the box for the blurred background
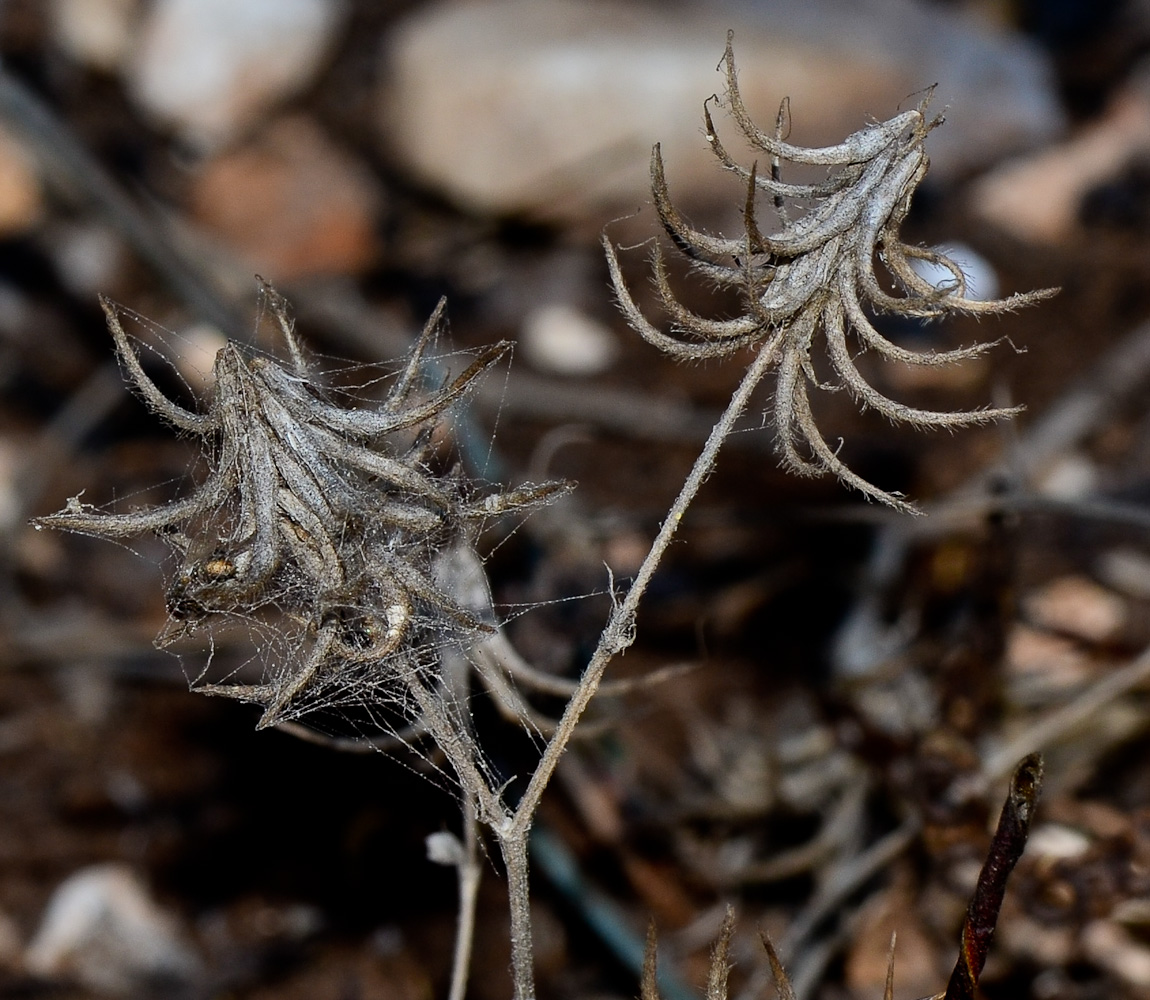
[5,0,1150,998]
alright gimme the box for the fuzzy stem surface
[509,333,782,838]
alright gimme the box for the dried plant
[605,33,1056,512]
[34,288,571,730]
[31,36,1057,1000]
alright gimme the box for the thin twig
[448,795,482,1000]
[944,755,1043,1000]
[498,825,536,1000]
[508,333,783,842]
[485,334,781,1000]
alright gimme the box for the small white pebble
[1026,823,1091,861]
[1098,547,1150,600]
[127,0,345,149]
[173,323,227,392]
[520,303,619,377]
[26,864,200,995]
[1024,575,1127,643]
[50,0,140,72]
[49,224,126,297]
[1083,920,1150,987]
[1036,453,1099,500]
[1005,624,1091,687]
[425,831,465,866]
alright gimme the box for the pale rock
[520,303,619,376]
[1024,575,1127,644]
[51,0,140,72]
[48,223,127,296]
[972,86,1150,243]
[425,830,465,866]
[1112,898,1150,925]
[189,116,381,279]
[1083,920,1150,988]
[1026,822,1092,861]
[1098,547,1150,600]
[0,124,42,236]
[171,322,228,393]
[0,909,20,971]
[1000,914,1076,968]
[880,349,990,394]
[26,864,201,995]
[1004,623,1092,696]
[127,0,345,149]
[56,662,115,726]
[1035,453,1100,500]
[378,0,1062,221]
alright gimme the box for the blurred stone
[520,303,619,376]
[0,124,42,236]
[127,0,345,149]
[1035,453,1100,500]
[425,830,465,866]
[25,864,201,996]
[999,913,1076,968]
[50,0,140,72]
[1083,920,1150,988]
[378,0,1062,222]
[972,86,1150,243]
[47,223,127,296]
[1098,547,1150,600]
[190,116,381,280]
[171,322,228,393]
[1024,575,1127,643]
[0,909,20,972]
[1026,823,1092,861]
[1005,624,1092,693]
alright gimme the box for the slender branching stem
[448,794,483,1000]
[508,334,783,840]
[473,336,781,1000]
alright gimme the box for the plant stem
[448,795,482,1000]
[499,826,536,1000]
[417,334,781,1000]
[509,334,782,839]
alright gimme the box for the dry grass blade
[706,908,736,1000]
[760,931,798,1000]
[605,31,1056,512]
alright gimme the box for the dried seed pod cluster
[36,289,572,728]
[605,34,1055,511]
